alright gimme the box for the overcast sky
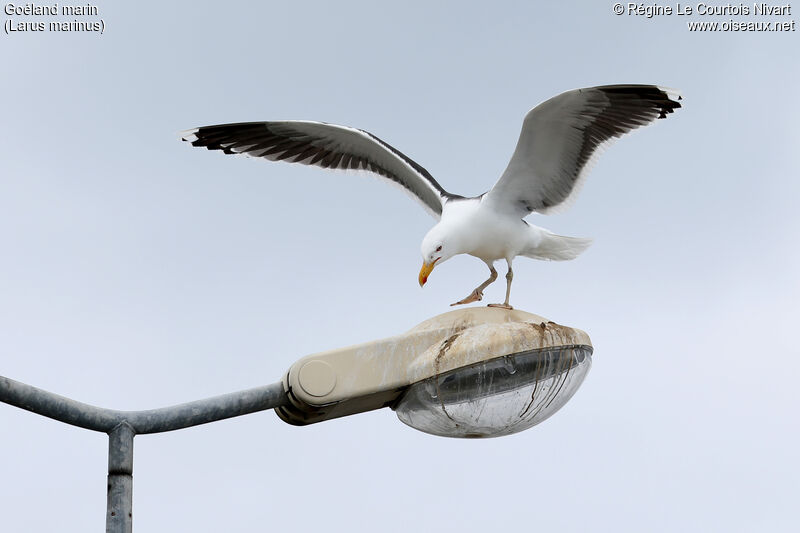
[1,1,798,531]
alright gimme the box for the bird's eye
[435,245,442,252]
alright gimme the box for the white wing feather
[484,85,682,217]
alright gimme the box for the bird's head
[419,225,457,287]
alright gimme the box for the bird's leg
[488,261,514,310]
[451,263,497,306]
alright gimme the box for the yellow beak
[419,260,437,287]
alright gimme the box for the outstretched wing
[483,85,682,217]
[181,120,457,218]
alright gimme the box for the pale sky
[1,1,798,531]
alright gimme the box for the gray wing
[181,120,457,218]
[483,85,682,217]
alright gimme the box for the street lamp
[0,307,592,532]
[277,307,592,438]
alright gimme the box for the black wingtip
[596,84,682,121]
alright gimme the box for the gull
[181,84,681,309]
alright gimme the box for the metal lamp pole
[0,376,288,532]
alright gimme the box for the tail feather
[523,232,592,261]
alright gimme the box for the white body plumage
[420,196,593,303]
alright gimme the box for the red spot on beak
[419,257,439,287]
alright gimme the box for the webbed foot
[487,303,513,310]
[450,289,483,306]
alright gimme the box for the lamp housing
[276,308,592,438]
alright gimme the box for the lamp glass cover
[394,346,592,438]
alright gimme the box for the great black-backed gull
[182,84,681,308]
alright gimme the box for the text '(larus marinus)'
[182,84,681,309]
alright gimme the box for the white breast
[441,199,532,261]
